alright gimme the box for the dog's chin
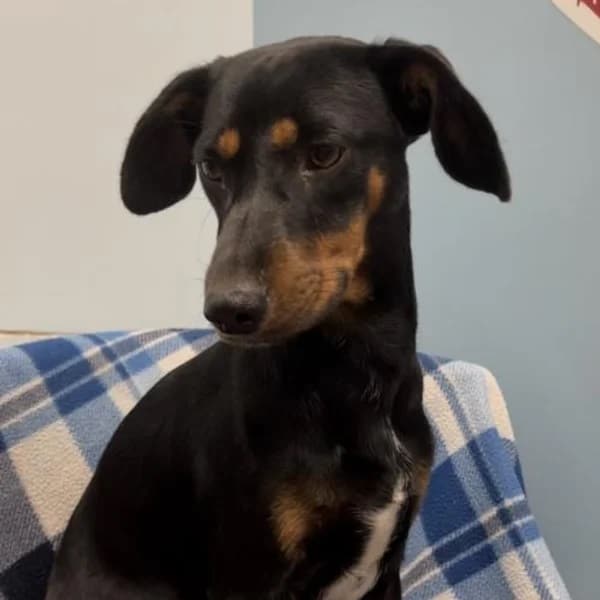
[217,332,277,348]
[216,281,350,349]
[217,328,305,348]
[216,317,324,348]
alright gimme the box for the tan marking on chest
[216,128,240,159]
[270,118,299,148]
[271,480,343,561]
[411,459,432,513]
[323,477,407,600]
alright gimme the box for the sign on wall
[553,0,600,43]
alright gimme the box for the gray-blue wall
[255,1,599,597]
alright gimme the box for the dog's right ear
[367,40,511,202]
[120,67,211,215]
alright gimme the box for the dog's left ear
[120,66,211,215]
[368,41,511,201]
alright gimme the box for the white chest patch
[321,477,407,600]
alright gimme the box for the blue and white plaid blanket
[0,330,569,599]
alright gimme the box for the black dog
[46,36,509,600]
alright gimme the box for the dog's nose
[204,289,267,335]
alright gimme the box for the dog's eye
[307,144,344,170]
[199,158,223,181]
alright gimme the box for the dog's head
[121,37,510,345]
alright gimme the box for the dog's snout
[204,288,267,336]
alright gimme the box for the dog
[46,36,510,600]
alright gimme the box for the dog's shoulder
[126,341,232,414]
[92,342,237,490]
[152,340,233,394]
[116,341,237,443]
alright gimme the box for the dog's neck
[243,201,418,412]
[322,196,418,370]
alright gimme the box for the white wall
[0,0,253,332]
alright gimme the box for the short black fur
[47,36,510,600]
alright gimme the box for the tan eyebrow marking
[216,128,240,159]
[270,118,299,148]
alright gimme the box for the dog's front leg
[361,493,422,600]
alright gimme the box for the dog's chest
[268,424,409,599]
[321,476,406,600]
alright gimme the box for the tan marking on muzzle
[216,128,240,159]
[263,213,368,335]
[367,166,386,214]
[270,118,298,148]
[259,166,389,334]
[335,166,386,306]
[343,266,371,305]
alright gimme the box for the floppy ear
[368,40,511,201]
[120,67,211,215]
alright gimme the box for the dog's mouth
[216,331,286,348]
[214,270,349,348]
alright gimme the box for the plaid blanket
[0,329,569,599]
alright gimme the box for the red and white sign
[553,0,600,44]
